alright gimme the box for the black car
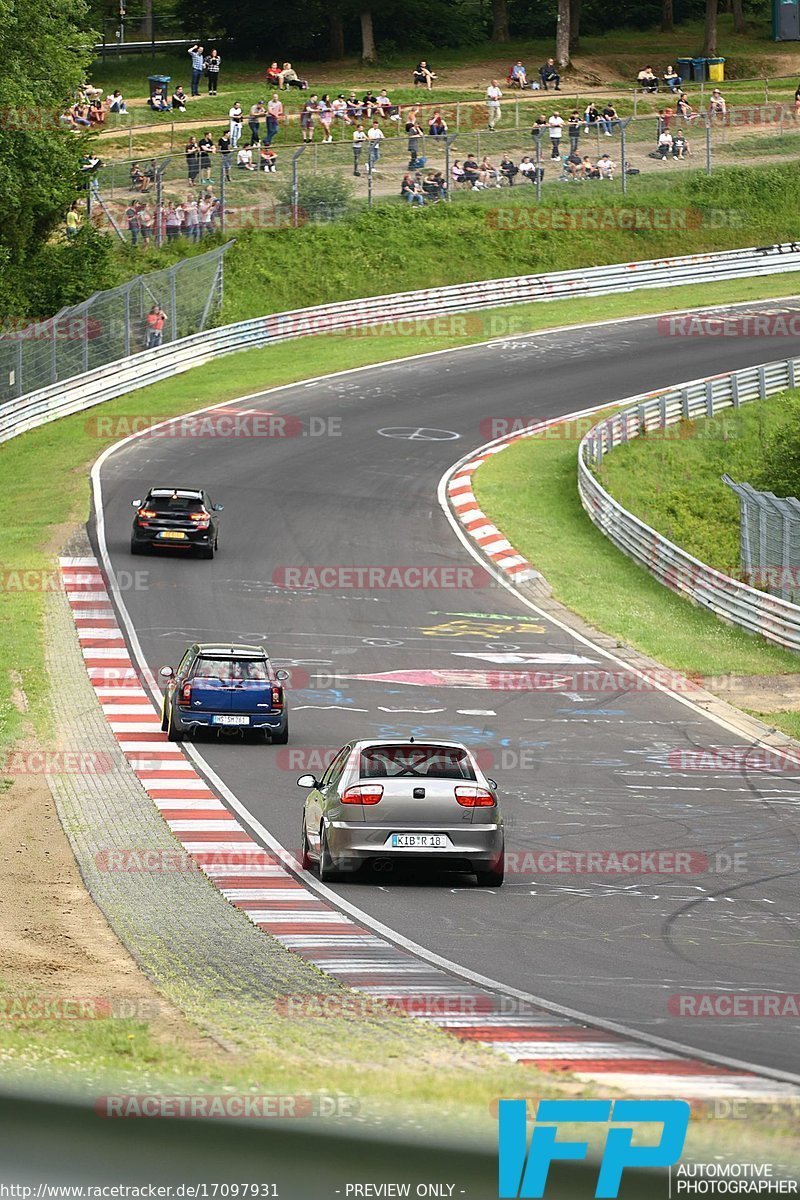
[130,487,222,558]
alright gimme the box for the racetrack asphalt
[92,304,800,1076]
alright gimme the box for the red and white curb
[61,554,800,1102]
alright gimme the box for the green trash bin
[691,57,709,81]
[676,58,693,86]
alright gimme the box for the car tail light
[271,686,284,710]
[341,785,383,805]
[137,508,156,521]
[179,682,192,706]
[454,786,495,808]
[189,511,210,527]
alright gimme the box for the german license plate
[390,833,449,849]
[212,714,249,726]
[160,530,187,540]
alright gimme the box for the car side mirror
[296,774,317,789]
[213,503,224,511]
[275,669,290,681]
[159,666,174,678]
[131,499,142,507]
[487,778,498,789]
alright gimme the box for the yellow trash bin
[708,58,725,82]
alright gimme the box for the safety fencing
[0,242,231,406]
[578,358,800,652]
[4,242,800,447]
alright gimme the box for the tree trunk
[360,10,377,62]
[732,0,745,34]
[556,0,570,69]
[137,0,153,39]
[328,8,345,59]
[569,0,582,52]
[703,0,718,55]
[661,0,674,33]
[491,0,509,41]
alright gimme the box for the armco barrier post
[535,133,542,201]
[705,116,711,176]
[621,124,627,196]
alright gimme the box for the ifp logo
[498,1099,689,1198]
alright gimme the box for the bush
[752,399,800,499]
[275,174,355,221]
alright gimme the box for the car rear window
[192,657,269,681]
[359,745,476,780]
[149,495,203,512]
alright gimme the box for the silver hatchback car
[298,739,505,886]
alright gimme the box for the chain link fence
[0,242,231,405]
[723,475,800,604]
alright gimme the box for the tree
[556,0,570,68]
[703,0,718,55]
[569,0,582,53]
[732,0,745,34]
[661,0,674,33]
[491,0,509,41]
[328,7,345,57]
[360,9,377,61]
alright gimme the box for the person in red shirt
[145,304,167,349]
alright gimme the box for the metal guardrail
[3,243,800,448]
[578,358,800,652]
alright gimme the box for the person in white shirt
[229,102,243,149]
[657,129,673,159]
[709,88,727,117]
[352,123,367,175]
[367,119,384,169]
[596,153,616,179]
[548,111,564,159]
[486,80,502,130]
[236,145,255,170]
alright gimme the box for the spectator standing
[486,80,502,130]
[300,96,317,143]
[266,94,283,145]
[368,118,385,169]
[188,45,204,97]
[146,304,167,348]
[352,122,366,175]
[217,130,233,181]
[184,195,199,240]
[138,203,152,247]
[548,110,564,159]
[319,94,334,143]
[198,195,214,236]
[185,136,200,184]
[204,49,221,95]
[165,203,181,241]
[229,101,244,149]
[568,110,581,152]
[406,116,423,167]
[249,100,266,146]
[198,131,215,183]
[66,201,80,238]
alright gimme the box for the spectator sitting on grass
[664,65,681,92]
[267,62,282,86]
[88,98,106,126]
[281,63,308,90]
[451,159,465,186]
[672,128,690,158]
[413,61,436,88]
[70,102,91,127]
[108,90,127,114]
[637,65,658,93]
[582,155,599,178]
[657,128,673,159]
[237,145,255,170]
[378,89,399,120]
[130,162,148,192]
[362,89,379,117]
[677,93,695,121]
[462,153,486,189]
[148,87,170,112]
[500,153,518,184]
[539,58,560,91]
[401,172,424,204]
[596,152,615,179]
[172,85,187,111]
[260,144,277,171]
[565,148,583,178]
[600,102,618,135]
[481,154,501,185]
[423,169,447,200]
[709,88,727,117]
[332,94,348,123]
[510,61,527,88]
[583,102,599,132]
[429,110,448,136]
[518,155,535,182]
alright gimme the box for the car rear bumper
[178,711,286,730]
[326,821,504,869]
[132,528,213,548]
